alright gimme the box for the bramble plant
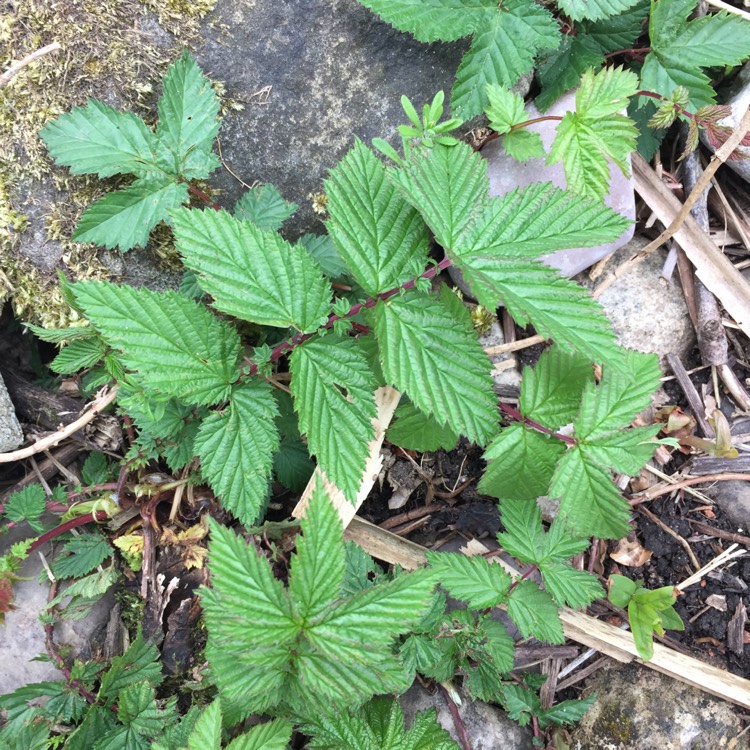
[1,24,719,744]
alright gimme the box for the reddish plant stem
[636,90,696,120]
[244,255,454,376]
[605,46,651,60]
[27,511,110,556]
[506,564,539,597]
[187,183,222,211]
[499,402,576,445]
[509,114,563,132]
[64,482,119,503]
[440,684,473,750]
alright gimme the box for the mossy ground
[0,0,216,326]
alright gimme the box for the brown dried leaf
[610,536,652,567]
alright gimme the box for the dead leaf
[705,594,727,612]
[610,536,652,567]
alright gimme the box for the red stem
[605,46,651,60]
[510,115,563,132]
[499,402,576,445]
[187,183,222,211]
[440,684,473,750]
[636,90,696,121]
[27,511,110,556]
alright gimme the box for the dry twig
[0,42,61,87]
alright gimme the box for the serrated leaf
[479,424,565,501]
[537,694,597,729]
[426,551,511,609]
[195,381,279,525]
[24,323,95,344]
[520,345,592,429]
[81,452,110,485]
[540,563,604,609]
[40,100,160,178]
[117,682,168,736]
[326,140,429,295]
[495,497,544,563]
[575,350,661,439]
[581,0,649,52]
[456,182,631,261]
[547,67,639,199]
[273,439,315,492]
[557,0,641,22]
[387,400,459,452]
[290,481,346,620]
[73,178,189,251]
[371,291,497,444]
[550,449,631,538]
[171,207,332,332]
[451,0,560,119]
[639,52,715,110]
[52,533,113,579]
[394,142,489,249]
[536,34,605,113]
[98,634,162,702]
[226,719,293,750]
[74,282,242,406]
[457,256,622,367]
[354,0,494,42]
[298,234,348,279]
[155,51,220,179]
[485,84,527,134]
[290,336,377,501]
[581,424,661,475]
[4,484,47,533]
[506,580,564,643]
[50,338,106,374]
[481,617,515,674]
[187,699,221,750]
[234,184,297,231]
[66,706,118,750]
[541,518,591,562]
[503,129,545,162]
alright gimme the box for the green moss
[593,702,633,744]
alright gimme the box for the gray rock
[587,236,695,362]
[400,684,534,750]
[0,371,23,453]
[701,61,750,184]
[194,0,469,238]
[478,321,522,396]
[569,662,749,750]
[704,480,750,532]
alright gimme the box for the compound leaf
[354,0,494,42]
[74,282,241,406]
[451,0,560,119]
[171,207,332,332]
[156,51,220,179]
[195,381,280,525]
[73,178,189,251]
[98,635,162,703]
[290,336,377,501]
[495,497,545,563]
[581,424,661,475]
[540,563,604,609]
[326,140,429,295]
[52,533,113,580]
[226,719,293,750]
[40,100,159,178]
[234,184,297,231]
[479,424,565,501]
[426,551,511,609]
[371,291,497,445]
[506,580,564,643]
[557,0,641,22]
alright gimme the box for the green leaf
[550,449,631,538]
[371,291,497,445]
[426,551,511,609]
[74,282,242,406]
[502,129,546,162]
[171,207,332,332]
[117,682,169,736]
[50,338,106,374]
[47,566,119,620]
[456,182,631,261]
[98,634,162,703]
[537,694,597,729]
[628,599,658,660]
[354,0,494,42]
[536,34,605,113]
[547,67,639,199]
[4,484,47,533]
[290,336,377,501]
[506,580,564,643]
[40,100,160,178]
[451,0,560,119]
[480,617,515,674]
[607,573,638,608]
[581,424,661,475]
[73,178,189,251]
[187,699,221,750]
[226,719,294,750]
[155,51,220,179]
[581,0,649,52]
[195,381,280,525]
[289,482,346,620]
[456,256,622,366]
[52,533,113,579]
[520,345,592,429]
[540,563,604,609]
[66,706,118,750]
[485,84,528,134]
[234,184,297,231]
[575,350,661,439]
[326,140,429,295]
[495,497,545,563]
[479,424,565,501]
[274,439,315,492]
[81,452,110,485]
[298,234,348,279]
[387,400,459,452]
[394,142,489,250]
[202,487,434,713]
[24,323,96,344]
[557,0,641,22]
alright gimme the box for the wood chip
[728,601,748,656]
